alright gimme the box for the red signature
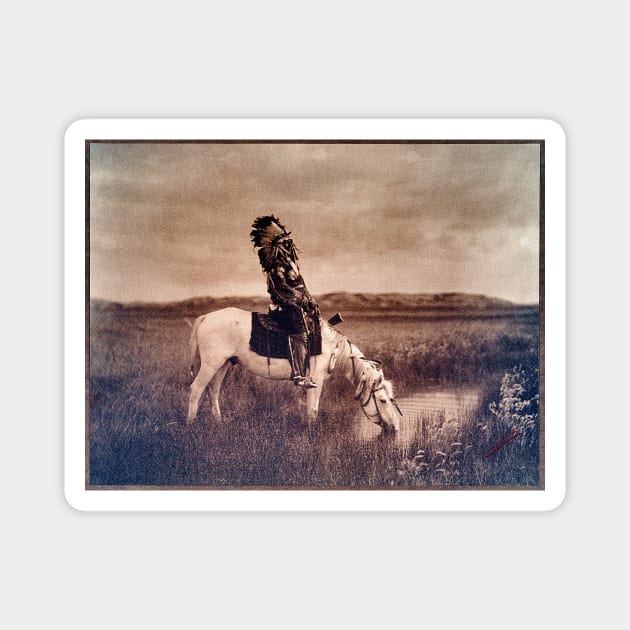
[484,428,522,458]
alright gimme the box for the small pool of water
[356,385,481,444]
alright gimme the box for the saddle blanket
[249,312,322,360]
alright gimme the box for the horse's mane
[321,320,386,405]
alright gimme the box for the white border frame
[65,119,565,511]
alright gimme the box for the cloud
[89,141,541,303]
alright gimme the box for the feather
[250,215,299,271]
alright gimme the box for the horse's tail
[188,315,206,378]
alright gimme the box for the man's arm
[267,265,309,309]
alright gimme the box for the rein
[344,339,389,424]
[327,332,400,425]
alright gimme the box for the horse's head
[381,378,404,432]
[371,376,403,434]
[354,360,402,433]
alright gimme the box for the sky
[89,141,541,304]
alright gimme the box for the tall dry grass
[88,305,540,487]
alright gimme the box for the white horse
[187,307,402,432]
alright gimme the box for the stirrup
[292,375,317,388]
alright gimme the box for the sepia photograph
[64,118,564,509]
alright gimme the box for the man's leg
[287,335,303,382]
[289,333,316,388]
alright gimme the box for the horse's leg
[305,354,326,425]
[306,355,328,426]
[208,361,229,421]
[305,386,323,426]
[187,366,212,425]
[187,360,224,425]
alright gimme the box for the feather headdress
[250,215,299,271]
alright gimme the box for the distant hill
[317,291,517,311]
[90,292,538,320]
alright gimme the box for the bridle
[344,339,402,426]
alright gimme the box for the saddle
[249,312,322,360]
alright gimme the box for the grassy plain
[88,299,540,488]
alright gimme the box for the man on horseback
[250,215,319,388]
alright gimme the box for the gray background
[3,1,625,627]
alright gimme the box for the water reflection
[356,385,481,445]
